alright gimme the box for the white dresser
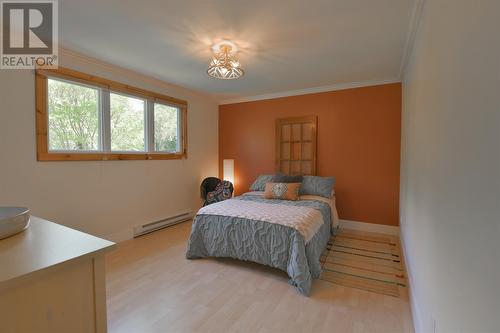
[0,216,115,333]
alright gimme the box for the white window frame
[46,77,103,153]
[152,101,183,154]
[107,90,148,153]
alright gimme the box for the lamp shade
[207,41,244,80]
[223,159,234,185]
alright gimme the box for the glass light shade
[207,44,244,80]
[223,159,234,185]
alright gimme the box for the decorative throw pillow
[249,174,274,191]
[205,181,234,206]
[299,176,335,198]
[272,174,303,183]
[263,182,301,201]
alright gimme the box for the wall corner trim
[219,79,401,105]
[399,0,426,80]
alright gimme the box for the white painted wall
[0,50,219,241]
[400,1,500,332]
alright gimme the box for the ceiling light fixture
[207,40,244,80]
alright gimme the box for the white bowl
[0,207,30,240]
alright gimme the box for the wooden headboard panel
[275,116,317,176]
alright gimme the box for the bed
[186,187,339,296]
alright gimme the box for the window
[35,67,187,161]
[110,92,146,152]
[154,103,180,152]
[47,78,100,151]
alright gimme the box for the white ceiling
[59,0,416,103]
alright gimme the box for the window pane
[47,78,100,151]
[154,103,179,152]
[110,93,145,151]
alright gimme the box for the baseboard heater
[133,211,193,238]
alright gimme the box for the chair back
[205,180,234,206]
[200,177,221,200]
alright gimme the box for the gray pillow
[249,174,274,191]
[272,174,303,183]
[299,176,335,198]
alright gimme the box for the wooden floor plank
[322,271,400,297]
[326,255,404,275]
[329,251,404,270]
[323,262,406,286]
[331,245,400,261]
[333,237,400,254]
[336,229,397,244]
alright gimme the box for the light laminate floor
[105,221,414,333]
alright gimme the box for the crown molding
[399,0,426,81]
[58,47,217,102]
[218,78,401,105]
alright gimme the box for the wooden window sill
[37,152,187,161]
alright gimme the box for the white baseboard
[399,231,424,333]
[339,219,400,235]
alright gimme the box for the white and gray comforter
[186,193,332,296]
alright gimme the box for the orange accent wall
[219,83,401,226]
